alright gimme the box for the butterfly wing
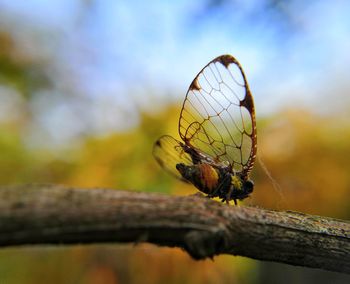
[153,135,194,181]
[178,55,257,177]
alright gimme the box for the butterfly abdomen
[198,163,220,193]
[176,163,220,194]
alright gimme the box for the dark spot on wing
[189,78,200,91]
[240,90,254,112]
[217,54,238,68]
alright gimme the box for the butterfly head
[230,175,254,200]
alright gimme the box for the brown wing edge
[241,87,257,178]
[233,57,257,178]
[178,54,257,179]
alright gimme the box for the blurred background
[0,0,349,283]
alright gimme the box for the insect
[153,55,257,205]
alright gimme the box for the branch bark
[0,184,349,274]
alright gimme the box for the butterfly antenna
[257,154,286,206]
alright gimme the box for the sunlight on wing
[153,135,193,181]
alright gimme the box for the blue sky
[0,0,349,144]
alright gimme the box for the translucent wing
[153,135,193,181]
[178,55,257,177]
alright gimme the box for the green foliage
[0,31,51,98]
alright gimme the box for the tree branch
[0,184,349,274]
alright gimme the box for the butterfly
[153,55,257,205]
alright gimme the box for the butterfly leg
[225,186,233,204]
[225,183,239,205]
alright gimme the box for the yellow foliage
[1,104,350,283]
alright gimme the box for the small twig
[0,184,349,274]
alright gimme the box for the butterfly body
[176,162,220,194]
[153,55,257,205]
[176,162,253,204]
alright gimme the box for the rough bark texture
[0,184,349,274]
